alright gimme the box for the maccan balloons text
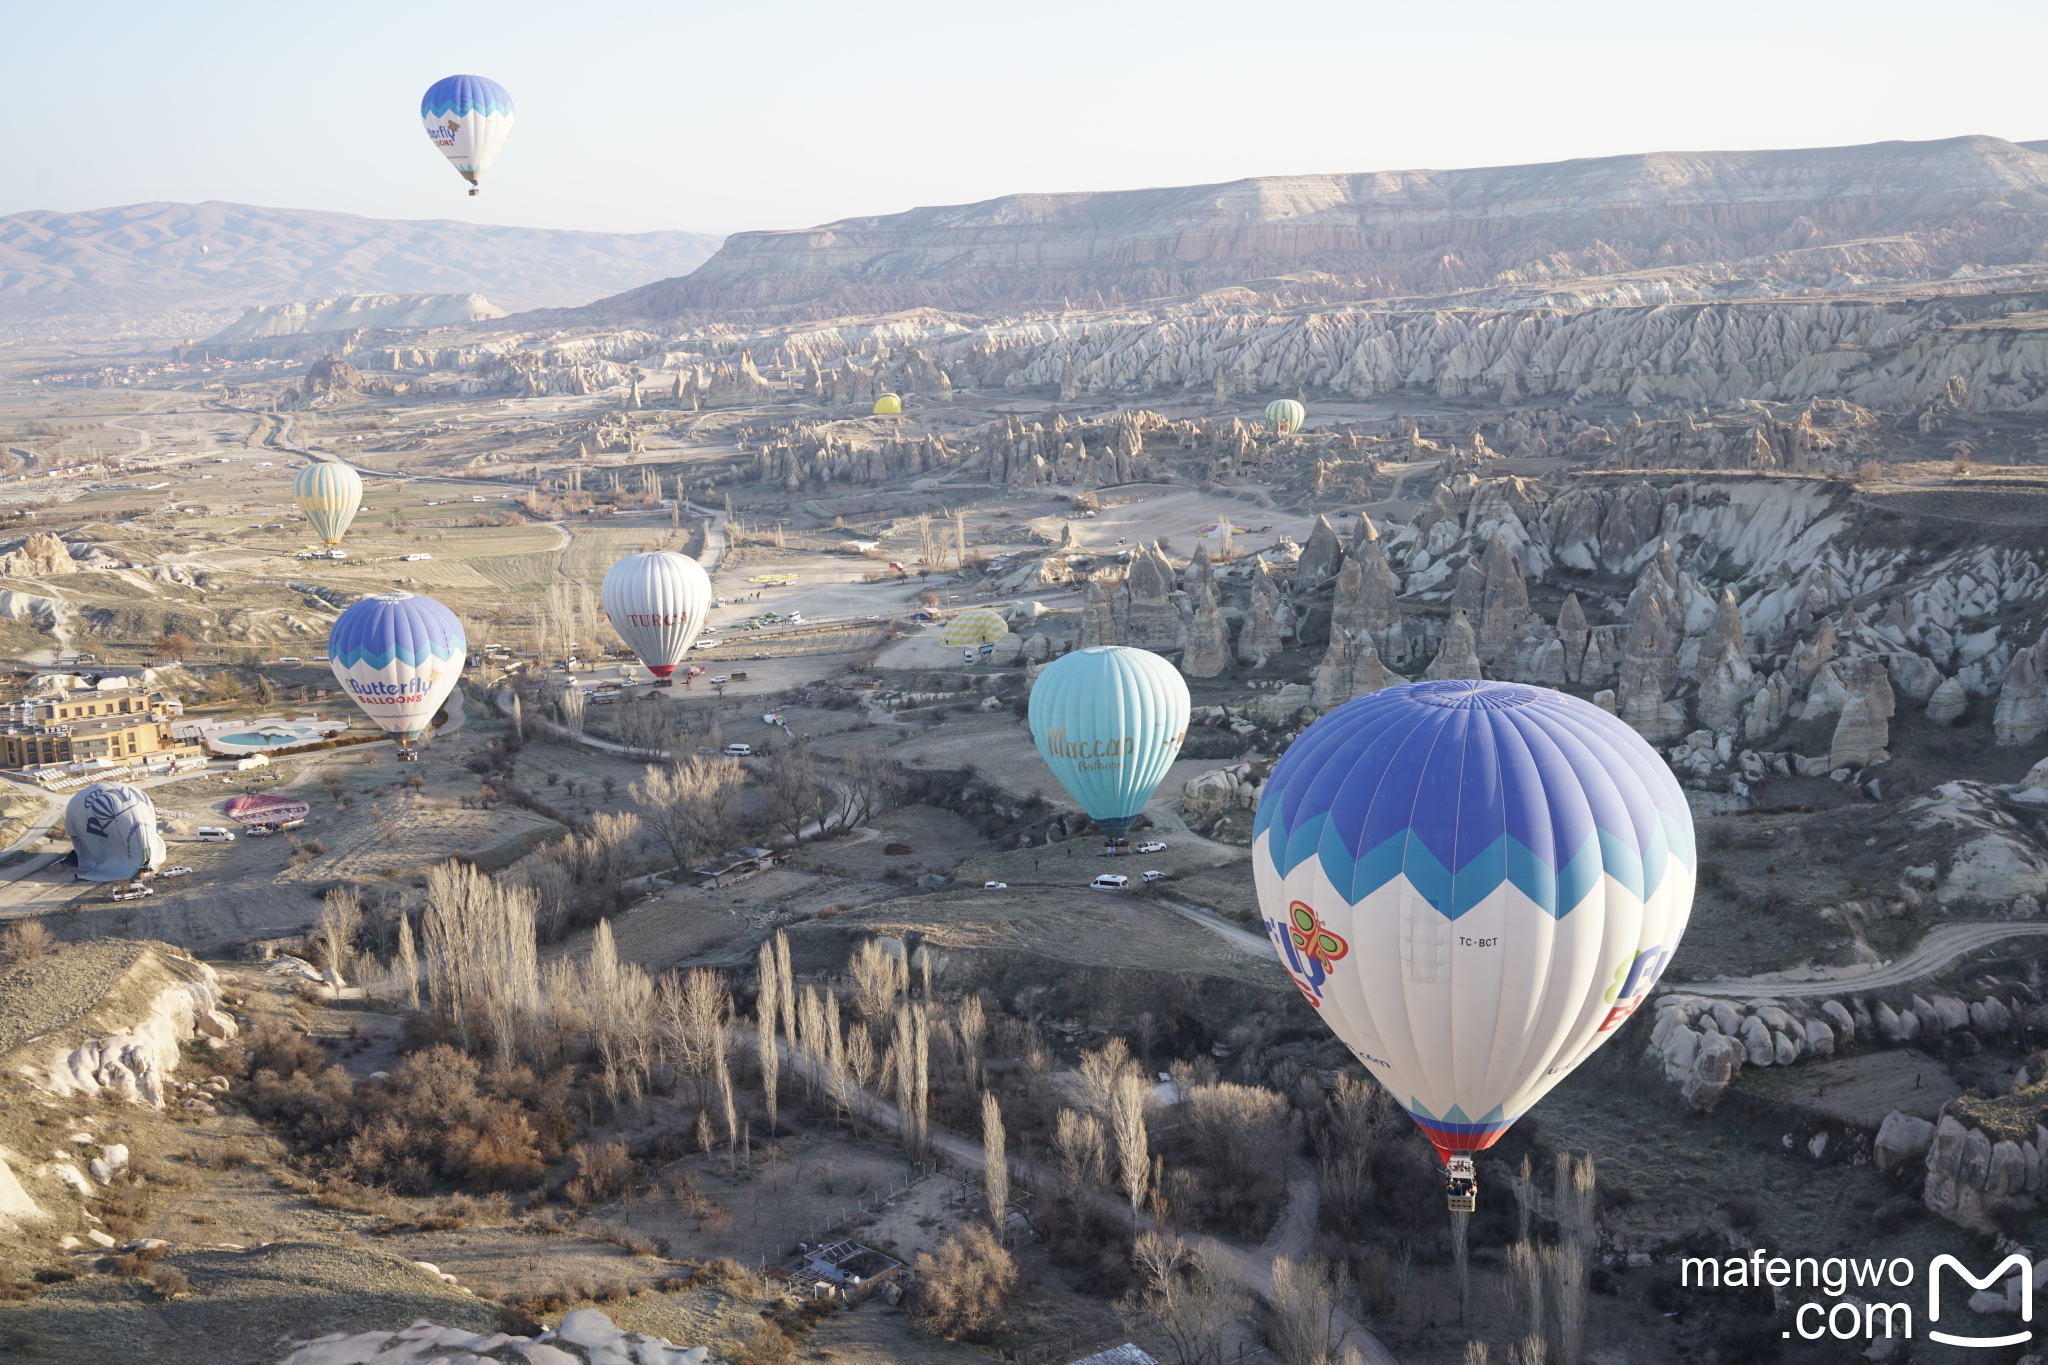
[1028,646,1190,843]
[1252,680,1693,1161]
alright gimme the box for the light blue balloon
[1028,646,1190,842]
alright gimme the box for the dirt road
[1676,922,2048,999]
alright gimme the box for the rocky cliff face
[207,293,506,341]
[568,136,2048,322]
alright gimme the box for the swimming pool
[215,725,325,747]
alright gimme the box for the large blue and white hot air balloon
[421,75,515,196]
[1028,646,1189,850]
[328,593,466,751]
[65,782,166,883]
[1253,680,1693,1169]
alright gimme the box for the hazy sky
[6,0,2043,238]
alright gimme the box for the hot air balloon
[294,462,363,547]
[421,75,515,196]
[872,393,903,415]
[601,551,712,680]
[1252,680,1694,1207]
[940,608,1008,648]
[1265,399,1306,435]
[328,592,466,758]
[1028,646,1190,852]
[65,783,166,882]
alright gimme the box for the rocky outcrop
[1181,581,1228,678]
[276,1307,710,1365]
[1237,562,1285,666]
[1293,514,1343,588]
[1,941,221,1110]
[1828,656,1897,769]
[1617,607,1683,742]
[1476,533,1530,663]
[1425,610,1482,681]
[1312,627,1390,711]
[1995,632,2048,746]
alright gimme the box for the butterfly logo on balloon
[1274,900,1349,1009]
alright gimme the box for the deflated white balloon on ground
[65,783,166,882]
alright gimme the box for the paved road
[1675,922,2048,999]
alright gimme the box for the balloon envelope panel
[420,75,515,187]
[328,593,466,741]
[1252,680,1693,1157]
[940,609,1008,647]
[65,783,166,882]
[294,463,362,546]
[1265,399,1306,433]
[1027,646,1190,838]
[601,552,711,677]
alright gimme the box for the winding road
[1674,922,2048,999]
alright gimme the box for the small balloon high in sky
[420,74,515,196]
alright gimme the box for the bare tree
[317,887,362,984]
[1111,1071,1150,1215]
[1077,1037,1139,1117]
[1182,1082,1292,1187]
[849,939,906,1023]
[1,918,54,963]
[660,967,730,1108]
[393,913,420,1011]
[913,1224,1016,1340]
[1265,1256,1352,1365]
[761,744,826,845]
[1130,1232,1251,1365]
[981,1091,1008,1232]
[957,994,986,1089]
[419,860,540,1059]
[1054,1109,1107,1191]
[632,757,743,873]
[756,940,780,1133]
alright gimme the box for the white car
[724,743,753,757]
[193,827,235,843]
[982,881,1008,890]
[401,553,433,561]
[110,883,153,902]
[694,638,720,648]
[159,866,193,878]
[1141,870,1168,883]
[1090,874,1129,890]
[708,675,730,685]
[275,657,301,664]
[1134,841,1167,854]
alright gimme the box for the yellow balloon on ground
[872,393,903,415]
[294,462,364,546]
[941,608,1008,646]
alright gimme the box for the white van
[723,743,753,757]
[194,827,236,843]
[1090,874,1130,890]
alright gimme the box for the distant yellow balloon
[941,608,1009,647]
[872,393,903,415]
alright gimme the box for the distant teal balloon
[1028,646,1190,843]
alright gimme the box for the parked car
[1141,870,1169,883]
[159,866,194,878]
[708,675,730,685]
[1134,841,1167,854]
[724,743,753,757]
[110,883,153,902]
[1090,874,1130,890]
[245,825,278,837]
[982,881,1008,890]
[194,827,235,843]
[694,638,720,648]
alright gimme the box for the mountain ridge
[549,135,2048,323]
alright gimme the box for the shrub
[913,1224,1016,1341]
[148,1266,190,1298]
[1,919,54,962]
[728,1323,797,1365]
[699,1256,762,1298]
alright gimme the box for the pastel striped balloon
[328,593,466,743]
[1028,646,1190,843]
[293,462,362,546]
[1265,399,1306,434]
[1253,680,1694,1159]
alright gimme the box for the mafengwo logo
[1683,1249,2035,1347]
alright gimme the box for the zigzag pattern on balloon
[1260,814,1690,920]
[421,76,515,118]
[1252,680,1693,922]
